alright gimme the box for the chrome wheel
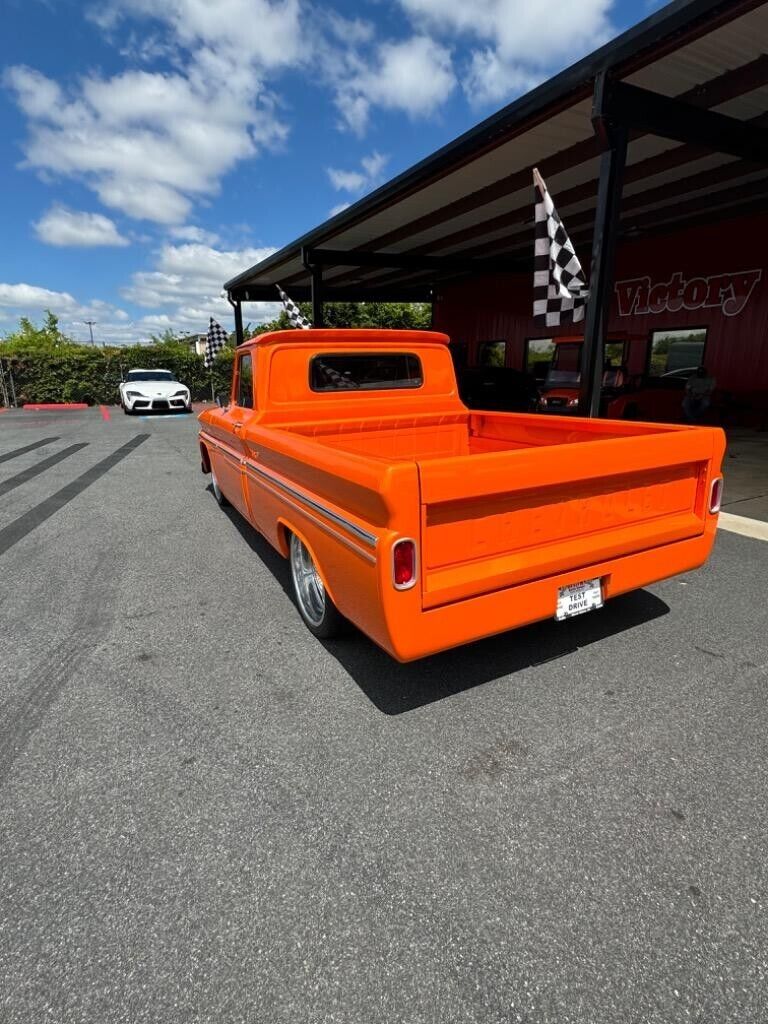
[290,534,326,627]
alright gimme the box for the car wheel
[289,533,345,639]
[211,468,230,507]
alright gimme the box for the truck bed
[286,410,678,461]
[282,410,718,608]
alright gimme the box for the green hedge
[1,303,432,406]
[2,344,235,406]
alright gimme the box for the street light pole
[83,320,97,345]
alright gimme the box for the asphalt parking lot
[1,407,766,1024]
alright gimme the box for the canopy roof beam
[599,78,768,162]
[302,246,524,275]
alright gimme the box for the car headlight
[567,397,579,407]
[126,390,143,398]
[172,389,189,397]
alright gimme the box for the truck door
[211,351,253,518]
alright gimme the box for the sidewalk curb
[718,511,768,542]
[22,403,89,411]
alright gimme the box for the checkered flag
[276,284,312,330]
[533,167,590,327]
[204,317,228,369]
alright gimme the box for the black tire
[289,532,345,639]
[211,468,230,507]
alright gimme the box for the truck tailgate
[418,429,715,609]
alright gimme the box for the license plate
[556,578,603,621]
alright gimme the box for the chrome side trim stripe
[243,458,378,549]
[200,430,378,551]
[243,466,376,565]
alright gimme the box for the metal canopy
[225,0,768,311]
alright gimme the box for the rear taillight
[392,539,417,590]
[709,477,723,514]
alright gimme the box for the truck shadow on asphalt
[221,497,670,716]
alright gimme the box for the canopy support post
[228,293,244,347]
[302,248,325,327]
[580,72,627,418]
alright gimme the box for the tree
[1,310,76,352]
[244,301,432,338]
[149,328,184,346]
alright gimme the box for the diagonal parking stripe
[0,443,89,498]
[0,434,149,558]
[0,437,60,465]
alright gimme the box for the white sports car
[119,369,192,414]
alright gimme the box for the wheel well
[279,521,338,606]
[275,520,291,557]
[199,442,211,474]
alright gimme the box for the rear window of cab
[310,353,423,392]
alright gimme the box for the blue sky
[1,0,652,345]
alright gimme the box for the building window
[648,329,707,378]
[478,340,507,367]
[604,341,627,368]
[310,353,423,392]
[525,338,555,380]
[236,353,253,408]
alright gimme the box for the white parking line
[718,511,768,542]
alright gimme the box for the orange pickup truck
[198,329,724,662]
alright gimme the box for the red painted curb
[23,403,89,411]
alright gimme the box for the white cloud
[0,241,281,345]
[327,151,388,193]
[124,241,280,313]
[396,0,614,105]
[465,50,541,106]
[97,0,305,71]
[169,224,220,245]
[34,206,129,247]
[332,36,457,134]
[324,11,375,46]
[4,0,300,225]
[5,64,288,225]
[0,283,78,311]
[329,201,351,217]
[0,283,137,345]
[328,168,366,192]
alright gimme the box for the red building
[436,216,766,390]
[434,213,767,421]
